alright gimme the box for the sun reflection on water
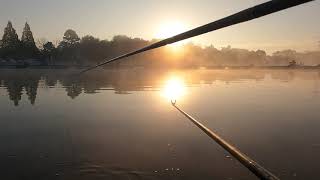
[161,76,186,102]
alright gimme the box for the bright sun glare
[162,77,186,102]
[155,21,190,49]
[155,22,189,42]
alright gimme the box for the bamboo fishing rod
[80,0,314,74]
[171,100,280,180]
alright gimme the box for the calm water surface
[0,69,319,180]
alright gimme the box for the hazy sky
[0,0,319,53]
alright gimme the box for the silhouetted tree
[0,21,320,67]
[58,29,81,64]
[21,22,39,58]
[43,42,56,64]
[21,22,36,48]
[43,42,55,52]
[79,35,107,63]
[0,21,20,58]
[58,29,80,49]
[1,21,19,48]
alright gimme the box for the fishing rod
[171,100,279,180]
[80,0,314,74]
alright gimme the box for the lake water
[0,69,319,180]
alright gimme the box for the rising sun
[155,21,190,49]
[155,21,188,39]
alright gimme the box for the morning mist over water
[1,0,320,179]
[1,69,320,106]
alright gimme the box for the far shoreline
[0,65,320,70]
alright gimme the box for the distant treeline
[0,21,320,67]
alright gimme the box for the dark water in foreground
[0,69,319,180]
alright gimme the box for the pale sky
[0,0,319,53]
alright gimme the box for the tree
[0,21,20,58]
[255,50,267,65]
[1,21,19,48]
[43,42,56,64]
[79,35,102,62]
[58,29,80,49]
[21,22,39,58]
[21,22,36,48]
[43,42,55,52]
[57,29,81,64]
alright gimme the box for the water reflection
[0,69,320,180]
[162,77,186,102]
[0,69,319,106]
[1,73,39,106]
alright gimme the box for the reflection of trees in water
[66,84,82,99]
[0,69,319,106]
[44,75,58,87]
[1,73,39,106]
[25,78,39,105]
[270,71,295,82]
[5,81,24,106]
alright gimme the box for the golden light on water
[161,77,186,102]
